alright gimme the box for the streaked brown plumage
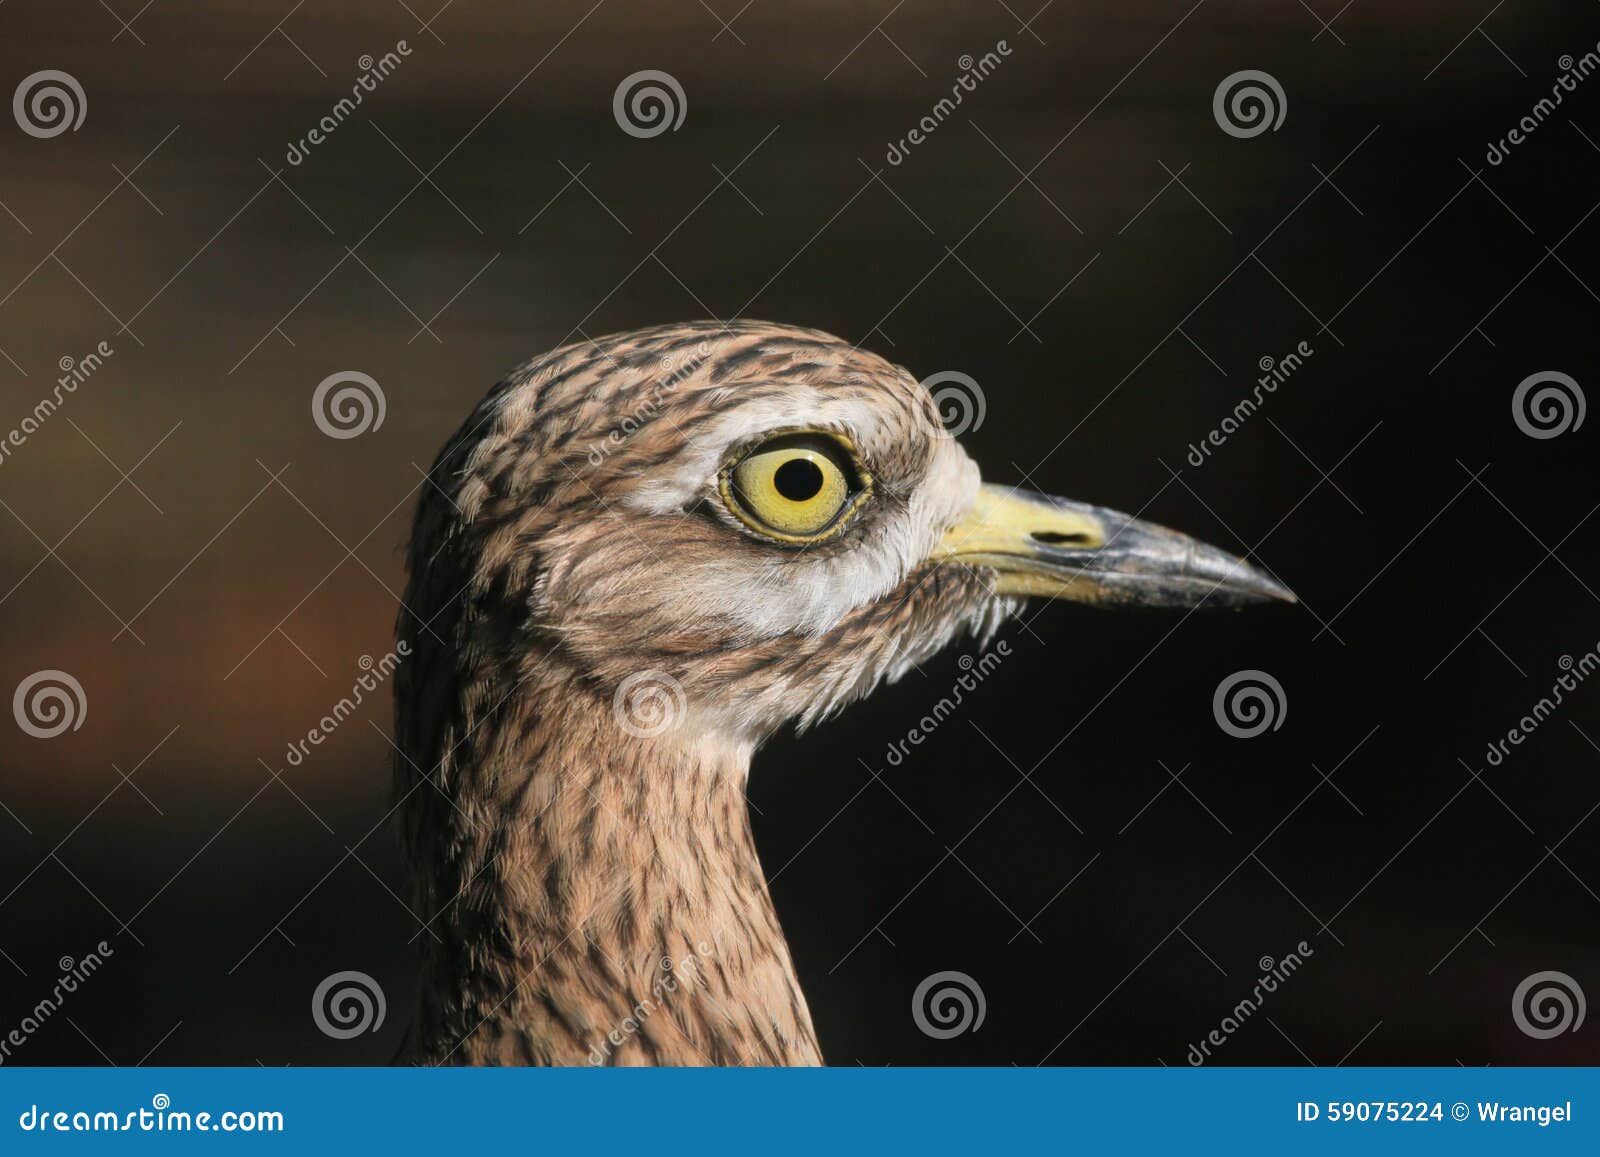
[393,320,1291,1066]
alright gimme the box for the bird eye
[721,433,869,542]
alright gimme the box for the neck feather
[403,678,821,1066]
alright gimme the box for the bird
[392,319,1292,1066]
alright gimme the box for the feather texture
[394,321,1006,1065]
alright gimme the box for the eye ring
[717,430,873,544]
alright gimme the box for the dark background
[1,0,1598,1066]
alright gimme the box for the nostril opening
[1032,530,1094,547]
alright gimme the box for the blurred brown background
[2,0,1598,1065]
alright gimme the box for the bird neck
[408,684,822,1066]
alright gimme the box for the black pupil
[773,457,825,502]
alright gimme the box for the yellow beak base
[932,484,1296,608]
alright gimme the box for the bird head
[401,320,1292,752]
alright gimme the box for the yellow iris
[722,433,868,542]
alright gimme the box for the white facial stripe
[913,436,983,550]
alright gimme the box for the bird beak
[932,483,1296,608]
